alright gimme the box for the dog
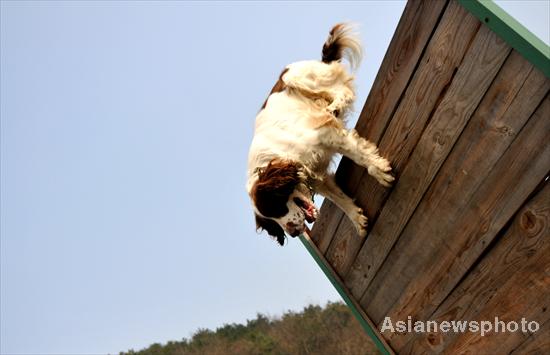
[247,23,394,245]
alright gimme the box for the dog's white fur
[247,24,393,239]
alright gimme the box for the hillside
[121,301,379,355]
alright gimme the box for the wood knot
[520,210,536,230]
[433,132,447,147]
[427,333,441,346]
[496,125,514,136]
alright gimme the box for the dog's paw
[352,209,368,238]
[378,171,395,187]
[368,165,395,187]
[376,157,392,172]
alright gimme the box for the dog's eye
[293,197,305,208]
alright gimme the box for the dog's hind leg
[283,62,355,116]
[320,127,394,187]
[316,175,367,237]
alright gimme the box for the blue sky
[1,1,548,354]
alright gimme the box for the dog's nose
[286,222,304,237]
[286,222,301,237]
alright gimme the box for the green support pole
[299,233,392,355]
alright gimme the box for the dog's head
[251,159,318,245]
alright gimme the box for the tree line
[121,301,379,355]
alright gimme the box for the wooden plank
[311,0,449,253]
[346,52,549,301]
[441,189,550,353]
[400,181,550,354]
[354,0,480,222]
[371,95,550,343]
[324,1,481,276]
[510,319,550,355]
[310,200,344,254]
[355,0,449,143]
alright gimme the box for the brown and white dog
[247,24,394,245]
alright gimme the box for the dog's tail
[322,23,362,71]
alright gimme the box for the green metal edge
[299,234,391,355]
[458,0,550,78]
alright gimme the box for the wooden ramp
[301,1,550,354]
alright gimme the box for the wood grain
[354,0,480,223]
[441,184,550,354]
[311,199,344,254]
[325,1,481,277]
[510,319,550,355]
[373,95,550,346]
[346,51,548,301]
[310,0,449,253]
[400,181,550,354]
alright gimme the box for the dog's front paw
[376,157,392,173]
[368,165,395,187]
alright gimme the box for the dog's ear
[252,160,301,218]
[255,214,286,246]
